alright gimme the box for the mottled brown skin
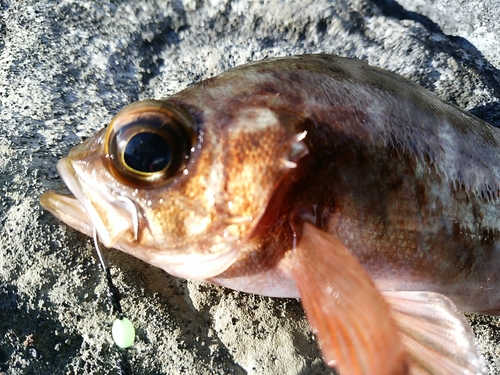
[165,55,500,314]
[40,55,499,374]
[42,55,500,314]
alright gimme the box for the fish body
[41,55,500,374]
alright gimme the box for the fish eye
[104,100,197,187]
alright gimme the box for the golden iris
[104,100,197,187]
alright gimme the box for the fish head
[41,99,307,280]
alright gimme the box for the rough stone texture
[396,0,500,68]
[1,0,500,374]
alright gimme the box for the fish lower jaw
[39,190,130,248]
[145,247,241,281]
[53,157,135,248]
[40,190,94,237]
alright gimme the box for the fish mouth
[40,159,240,280]
[40,190,94,238]
[40,158,130,248]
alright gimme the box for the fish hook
[93,226,109,273]
[115,195,139,241]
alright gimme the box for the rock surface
[1,0,500,374]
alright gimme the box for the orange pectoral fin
[289,222,408,375]
[383,291,487,375]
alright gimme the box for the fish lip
[43,157,117,247]
[40,190,93,237]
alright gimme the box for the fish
[40,54,500,374]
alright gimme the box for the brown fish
[41,54,500,374]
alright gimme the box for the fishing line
[92,227,135,375]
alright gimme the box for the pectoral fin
[289,222,408,375]
[383,291,487,375]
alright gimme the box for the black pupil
[124,132,171,172]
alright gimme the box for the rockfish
[41,55,500,374]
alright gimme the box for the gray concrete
[1,0,499,374]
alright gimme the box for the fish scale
[41,54,497,375]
